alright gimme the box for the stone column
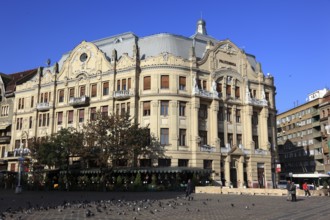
[170,101,178,151]
[243,105,253,150]
[191,97,200,167]
[150,101,159,139]
[210,100,219,148]
[224,156,231,187]
[237,156,245,188]
[260,107,269,150]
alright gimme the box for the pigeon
[231,203,234,207]
[245,206,249,210]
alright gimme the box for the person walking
[286,180,292,201]
[290,182,297,202]
[186,179,194,201]
[302,182,311,197]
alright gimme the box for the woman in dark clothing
[186,179,194,201]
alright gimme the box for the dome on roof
[196,19,207,35]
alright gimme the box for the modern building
[277,88,329,180]
[1,20,277,188]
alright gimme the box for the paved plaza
[1,190,330,220]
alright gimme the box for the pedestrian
[186,179,194,201]
[302,182,311,197]
[286,180,292,201]
[290,182,297,202]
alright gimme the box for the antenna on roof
[46,59,51,67]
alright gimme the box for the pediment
[58,41,112,81]
[116,53,135,70]
[228,146,245,155]
[41,69,55,84]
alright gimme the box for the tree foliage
[29,128,83,170]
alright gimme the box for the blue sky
[0,0,329,113]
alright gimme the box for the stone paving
[0,190,330,220]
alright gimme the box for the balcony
[69,95,89,106]
[0,136,10,144]
[113,89,134,99]
[200,145,216,152]
[315,164,324,172]
[192,88,217,99]
[246,97,268,107]
[36,102,52,111]
[314,153,323,160]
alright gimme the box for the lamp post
[14,143,30,194]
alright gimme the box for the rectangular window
[90,107,96,121]
[202,80,207,90]
[235,87,240,98]
[218,107,224,121]
[199,130,207,145]
[91,84,97,97]
[179,129,186,146]
[179,102,186,116]
[103,82,109,95]
[179,76,186,90]
[116,104,120,115]
[140,159,151,167]
[161,75,169,89]
[121,103,125,115]
[160,128,169,145]
[199,104,208,119]
[178,159,188,167]
[226,85,231,97]
[217,83,222,93]
[29,116,33,129]
[31,96,34,108]
[197,79,202,89]
[218,132,225,148]
[68,110,73,124]
[143,101,151,116]
[144,76,151,90]
[236,109,241,123]
[128,78,131,90]
[80,86,85,96]
[79,109,84,123]
[265,92,270,101]
[44,92,48,103]
[40,94,44,103]
[160,101,169,116]
[227,107,232,122]
[203,160,212,169]
[117,80,121,91]
[122,79,127,90]
[228,133,233,146]
[253,135,259,149]
[101,105,108,117]
[59,90,64,102]
[158,158,171,167]
[252,111,258,125]
[127,102,130,116]
[58,112,63,125]
[42,113,46,126]
[69,88,75,98]
[237,134,242,146]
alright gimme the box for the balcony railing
[113,89,134,99]
[0,136,10,144]
[69,95,89,106]
[246,97,268,107]
[200,145,216,152]
[192,88,217,99]
[36,102,52,111]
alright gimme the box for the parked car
[277,180,288,189]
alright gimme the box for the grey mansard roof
[58,26,259,71]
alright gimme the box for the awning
[112,167,212,174]
[0,123,10,130]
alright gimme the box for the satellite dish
[46,59,51,67]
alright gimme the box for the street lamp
[14,143,30,194]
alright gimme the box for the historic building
[319,90,330,173]
[277,88,329,180]
[2,20,276,188]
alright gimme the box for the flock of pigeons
[0,196,256,219]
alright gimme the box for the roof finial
[196,18,207,35]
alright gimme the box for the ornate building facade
[2,20,277,188]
